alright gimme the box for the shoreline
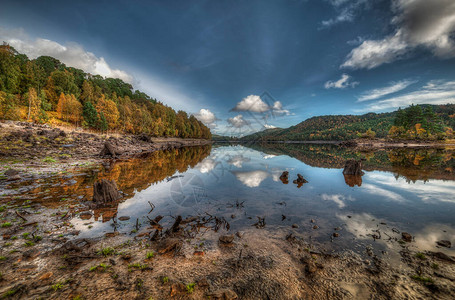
[0,120,211,177]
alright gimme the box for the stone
[432,252,455,262]
[279,171,289,184]
[99,141,120,158]
[157,238,182,254]
[208,289,238,300]
[235,231,244,238]
[118,216,130,221]
[313,225,319,229]
[4,169,19,177]
[219,234,235,244]
[436,240,451,248]
[292,224,299,228]
[402,232,412,242]
[333,233,339,237]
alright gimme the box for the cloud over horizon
[324,74,359,89]
[0,27,133,83]
[357,79,417,102]
[342,0,455,69]
[194,108,217,128]
[358,80,455,112]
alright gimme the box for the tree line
[241,104,455,141]
[0,44,211,139]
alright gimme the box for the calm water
[5,143,455,257]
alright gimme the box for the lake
[7,143,455,259]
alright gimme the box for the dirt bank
[0,120,211,177]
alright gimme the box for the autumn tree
[27,87,41,122]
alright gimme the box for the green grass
[43,157,57,163]
[24,241,35,247]
[128,263,149,271]
[98,247,115,257]
[415,252,426,260]
[186,283,196,294]
[52,281,64,291]
[89,263,110,272]
[2,289,17,298]
[0,256,6,261]
[146,251,154,259]
[1,222,12,228]
[431,263,439,269]
[162,276,169,284]
[4,242,12,247]
[10,236,17,240]
[0,206,6,212]
[22,232,30,239]
[411,275,434,284]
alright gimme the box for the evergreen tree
[83,101,99,129]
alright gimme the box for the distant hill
[240,104,455,141]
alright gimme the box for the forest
[241,104,455,141]
[0,44,211,139]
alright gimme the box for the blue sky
[1,0,455,135]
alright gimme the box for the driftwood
[342,159,364,176]
[93,179,121,203]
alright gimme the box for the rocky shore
[0,120,211,177]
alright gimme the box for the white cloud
[232,170,269,188]
[342,0,455,69]
[195,158,218,173]
[0,27,133,83]
[324,74,359,89]
[357,79,417,102]
[271,101,291,115]
[232,95,291,116]
[227,114,250,128]
[263,124,277,129]
[362,183,405,202]
[233,95,269,113]
[194,108,216,128]
[358,80,455,112]
[227,155,250,168]
[321,0,368,28]
[321,193,355,208]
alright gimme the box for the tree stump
[99,142,119,158]
[342,159,364,176]
[93,179,121,204]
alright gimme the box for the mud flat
[0,202,454,299]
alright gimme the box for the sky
[1,0,455,136]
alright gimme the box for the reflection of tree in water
[19,145,211,218]
[92,145,212,221]
[248,143,455,183]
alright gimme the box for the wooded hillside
[0,44,211,139]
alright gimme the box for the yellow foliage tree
[57,93,82,125]
[27,87,41,122]
[96,94,119,129]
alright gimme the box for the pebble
[219,234,235,244]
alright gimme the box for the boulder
[99,141,121,158]
[219,234,235,244]
[4,169,19,177]
[342,159,364,176]
[401,232,412,242]
[93,179,121,203]
[157,238,182,254]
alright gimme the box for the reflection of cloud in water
[321,194,354,208]
[232,170,269,187]
[227,155,250,168]
[413,224,455,255]
[263,154,276,159]
[366,173,455,204]
[195,158,218,173]
[337,213,395,250]
[362,183,405,203]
